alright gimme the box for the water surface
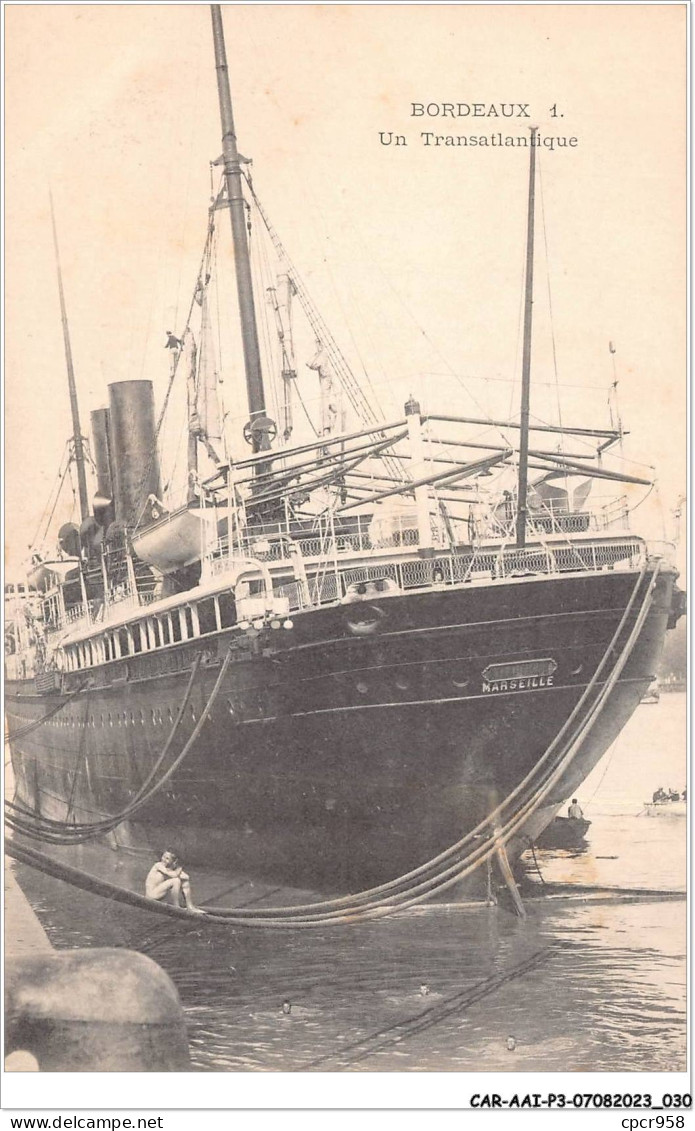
[9,693,687,1072]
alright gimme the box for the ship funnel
[108,381,161,528]
[90,407,115,528]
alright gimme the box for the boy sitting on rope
[146,850,205,914]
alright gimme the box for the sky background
[5,3,686,574]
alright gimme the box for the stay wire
[30,443,70,550]
[131,217,217,533]
[39,459,72,548]
[538,159,564,445]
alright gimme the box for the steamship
[5,6,684,896]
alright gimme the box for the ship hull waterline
[6,567,676,897]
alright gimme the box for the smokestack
[108,381,161,528]
[90,406,115,528]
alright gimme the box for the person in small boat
[652,787,668,803]
[145,850,204,913]
[567,799,584,820]
[668,788,681,802]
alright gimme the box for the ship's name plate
[482,658,557,694]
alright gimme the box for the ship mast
[210,4,271,457]
[515,126,538,548]
[49,190,89,523]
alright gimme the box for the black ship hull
[6,567,677,894]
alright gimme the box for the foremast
[210,4,272,459]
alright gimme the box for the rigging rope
[302,177,387,421]
[131,215,217,534]
[252,200,285,433]
[294,380,320,437]
[30,443,71,551]
[243,173,382,429]
[538,160,564,448]
[242,173,410,485]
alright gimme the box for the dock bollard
[5,949,190,1071]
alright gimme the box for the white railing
[204,494,634,573]
[46,534,653,675]
[65,604,89,624]
[205,522,644,574]
[268,536,647,614]
[483,495,629,541]
[47,579,152,636]
[51,529,650,638]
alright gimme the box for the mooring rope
[6,654,204,839]
[202,559,657,918]
[5,653,226,846]
[4,683,87,744]
[5,562,661,927]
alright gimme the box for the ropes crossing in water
[302,947,553,1070]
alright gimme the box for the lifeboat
[131,504,219,574]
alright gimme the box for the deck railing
[47,527,653,640]
[44,534,658,681]
[270,536,647,612]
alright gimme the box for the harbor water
[8,692,687,1073]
